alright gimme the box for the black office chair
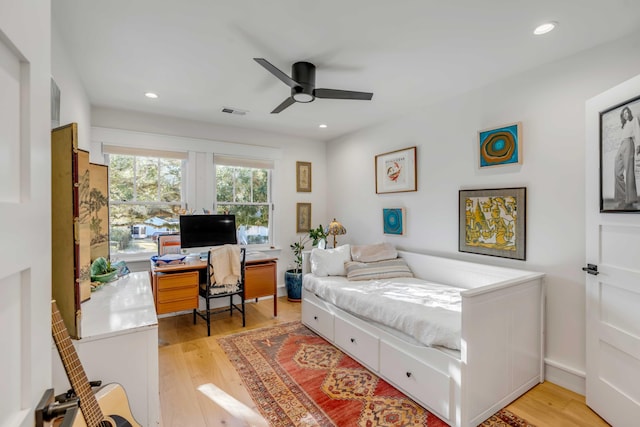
[193,246,246,336]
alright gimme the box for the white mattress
[303,274,463,350]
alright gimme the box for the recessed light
[319,124,327,128]
[534,21,557,35]
[145,92,159,99]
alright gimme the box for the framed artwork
[375,146,417,194]
[459,187,526,260]
[383,208,406,235]
[89,163,109,261]
[478,122,522,168]
[296,202,311,233]
[599,94,640,212]
[296,161,312,192]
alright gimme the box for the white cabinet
[52,272,160,426]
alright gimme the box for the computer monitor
[179,214,237,254]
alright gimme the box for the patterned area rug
[218,321,534,427]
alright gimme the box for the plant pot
[284,269,302,302]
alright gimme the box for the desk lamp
[327,218,346,248]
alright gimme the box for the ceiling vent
[221,107,248,115]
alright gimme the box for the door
[0,2,52,426]
[585,74,640,427]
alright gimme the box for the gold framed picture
[296,203,311,232]
[296,161,312,192]
[375,147,417,194]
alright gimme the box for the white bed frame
[301,250,545,427]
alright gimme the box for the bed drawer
[379,341,451,421]
[334,317,379,371]
[302,299,334,341]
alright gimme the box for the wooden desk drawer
[157,286,197,303]
[157,271,199,290]
[157,297,198,315]
[245,261,276,299]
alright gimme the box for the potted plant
[285,225,327,301]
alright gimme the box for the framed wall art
[459,187,526,260]
[599,94,640,212]
[383,208,406,235]
[478,122,522,168]
[296,161,312,192]
[375,146,417,194]
[89,162,109,261]
[296,202,311,233]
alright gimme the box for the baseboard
[544,358,585,395]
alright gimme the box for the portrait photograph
[600,94,640,212]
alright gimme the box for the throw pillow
[345,258,413,281]
[311,244,351,277]
[350,242,398,262]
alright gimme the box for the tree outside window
[108,154,184,256]
[215,164,272,246]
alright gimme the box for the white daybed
[301,249,545,427]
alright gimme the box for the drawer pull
[406,372,412,378]
[350,338,356,343]
[314,316,318,320]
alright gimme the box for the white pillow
[310,244,351,277]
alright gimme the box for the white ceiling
[53,0,640,142]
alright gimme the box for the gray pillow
[345,258,413,281]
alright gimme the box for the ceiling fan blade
[315,88,373,100]
[271,97,296,114]
[254,58,299,88]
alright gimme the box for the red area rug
[218,321,534,426]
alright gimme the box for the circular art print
[383,208,405,235]
[478,122,522,168]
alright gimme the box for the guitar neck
[52,301,104,427]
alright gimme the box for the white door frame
[0,1,52,426]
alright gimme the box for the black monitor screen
[179,214,237,248]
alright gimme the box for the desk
[150,255,278,316]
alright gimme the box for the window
[107,151,186,257]
[215,156,273,246]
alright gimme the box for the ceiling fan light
[293,92,314,103]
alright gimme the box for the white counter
[52,271,160,426]
[81,271,157,340]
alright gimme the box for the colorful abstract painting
[383,208,405,235]
[478,122,522,168]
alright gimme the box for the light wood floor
[158,297,609,427]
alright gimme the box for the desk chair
[157,233,181,255]
[193,246,246,336]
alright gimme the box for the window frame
[106,152,187,259]
[214,157,274,248]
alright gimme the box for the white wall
[325,30,640,394]
[51,22,92,149]
[91,107,329,282]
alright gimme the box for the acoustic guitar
[51,300,141,427]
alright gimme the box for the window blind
[214,155,274,170]
[102,144,188,160]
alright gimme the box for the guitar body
[70,383,141,427]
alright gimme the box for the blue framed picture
[383,208,405,235]
[478,122,522,168]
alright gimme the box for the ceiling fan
[253,58,374,114]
